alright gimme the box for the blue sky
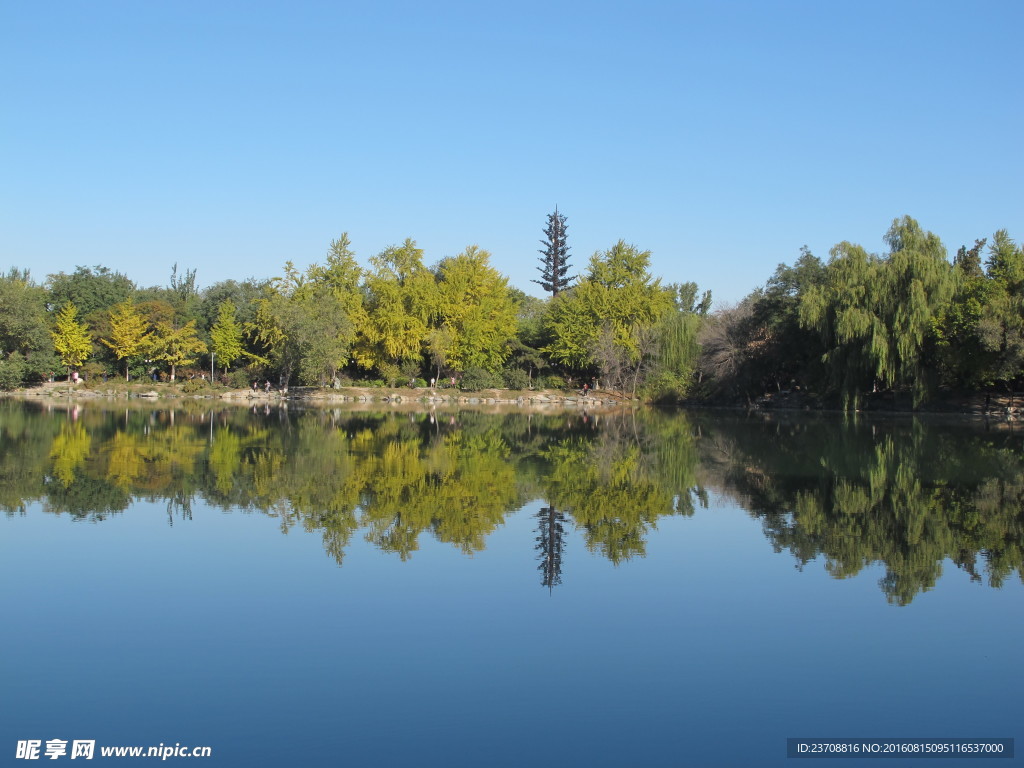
[2,0,1021,305]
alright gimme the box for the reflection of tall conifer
[535,505,567,591]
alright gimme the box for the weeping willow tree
[645,282,709,401]
[799,216,956,408]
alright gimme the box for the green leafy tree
[544,240,673,379]
[51,302,93,374]
[800,217,955,408]
[209,300,245,374]
[355,239,436,374]
[977,230,1024,394]
[307,234,366,317]
[434,246,518,372]
[136,299,177,329]
[936,239,990,389]
[509,288,550,347]
[297,288,355,386]
[47,266,136,373]
[798,241,880,407]
[149,320,207,381]
[197,279,266,333]
[748,248,827,392]
[102,301,151,380]
[647,288,706,401]
[878,218,956,402]
[0,269,56,388]
[168,263,200,320]
[253,276,354,387]
[504,289,551,387]
[985,229,1023,284]
[46,265,134,317]
[697,249,824,402]
[305,234,368,381]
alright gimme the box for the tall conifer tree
[533,207,574,296]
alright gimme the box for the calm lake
[1,399,1021,767]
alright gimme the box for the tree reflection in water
[535,505,567,592]
[1,400,1021,604]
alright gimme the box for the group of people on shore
[428,376,458,389]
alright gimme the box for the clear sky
[2,0,1021,305]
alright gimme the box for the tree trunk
[631,358,644,399]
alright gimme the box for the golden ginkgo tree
[149,320,207,381]
[51,302,92,376]
[102,300,151,380]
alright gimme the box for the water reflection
[2,400,1022,603]
[536,505,567,591]
[693,412,1024,604]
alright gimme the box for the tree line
[1,212,1020,405]
[703,216,1024,408]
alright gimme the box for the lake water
[1,399,1021,767]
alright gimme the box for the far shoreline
[1,379,634,412]
[4,380,1021,421]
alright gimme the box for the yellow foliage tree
[149,320,207,381]
[102,301,151,380]
[51,302,92,375]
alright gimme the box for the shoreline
[5,381,1021,420]
[2,381,632,411]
